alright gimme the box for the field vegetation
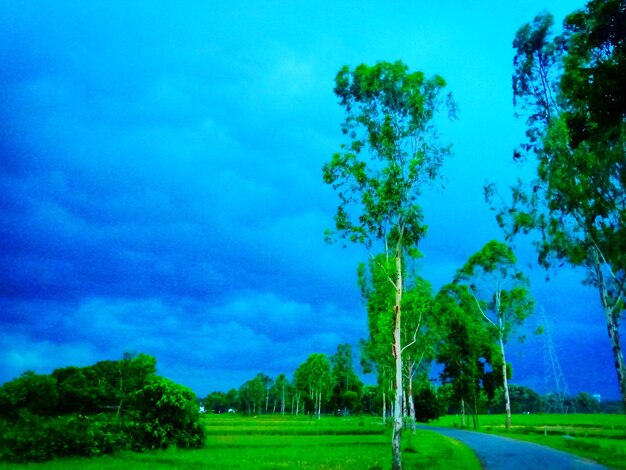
[0,415,481,469]
[432,413,626,469]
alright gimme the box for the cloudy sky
[1,0,619,400]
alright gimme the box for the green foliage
[0,412,124,462]
[574,392,602,414]
[496,0,626,409]
[294,353,333,416]
[323,61,455,253]
[413,386,446,423]
[490,385,543,414]
[238,373,268,414]
[433,284,501,427]
[329,344,364,415]
[0,371,58,420]
[0,354,203,462]
[128,376,205,451]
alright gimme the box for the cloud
[0,0,620,402]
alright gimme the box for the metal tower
[540,306,574,413]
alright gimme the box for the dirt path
[419,426,608,469]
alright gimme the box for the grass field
[0,415,481,469]
[431,413,626,469]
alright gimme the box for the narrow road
[419,426,608,469]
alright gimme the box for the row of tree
[202,344,364,417]
[202,357,619,420]
[321,1,625,469]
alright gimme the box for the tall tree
[455,240,534,428]
[488,3,626,410]
[323,60,454,470]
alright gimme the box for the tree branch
[468,287,497,328]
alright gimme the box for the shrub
[127,376,205,451]
[0,412,125,462]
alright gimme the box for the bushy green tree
[238,374,266,414]
[330,344,363,415]
[129,376,204,450]
[0,371,58,420]
[294,353,333,418]
[202,391,228,413]
[434,283,501,429]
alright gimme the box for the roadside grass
[0,415,481,469]
[430,413,626,469]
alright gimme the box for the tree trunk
[461,398,466,428]
[473,395,479,429]
[402,386,408,419]
[606,308,626,412]
[382,390,386,424]
[495,289,512,429]
[594,252,626,412]
[392,248,403,470]
[317,390,322,419]
[408,367,416,434]
[499,331,512,429]
[282,386,286,415]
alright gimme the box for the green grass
[430,413,626,469]
[0,415,481,469]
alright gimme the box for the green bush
[0,355,204,462]
[127,376,205,451]
[0,412,125,462]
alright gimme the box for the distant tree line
[0,353,204,463]
[201,344,622,424]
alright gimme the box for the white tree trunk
[499,332,512,429]
[317,390,322,419]
[408,367,416,433]
[382,390,386,424]
[392,249,404,470]
[461,398,466,428]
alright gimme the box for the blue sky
[0,0,620,400]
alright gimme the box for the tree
[129,376,204,450]
[238,374,266,414]
[434,283,500,429]
[358,255,396,424]
[488,3,626,411]
[323,60,455,470]
[330,343,363,415]
[401,276,435,432]
[455,240,534,428]
[0,354,201,462]
[294,353,333,418]
[493,385,542,414]
[202,391,228,413]
[270,374,291,414]
[574,392,601,413]
[0,371,58,420]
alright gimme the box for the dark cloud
[0,0,620,400]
